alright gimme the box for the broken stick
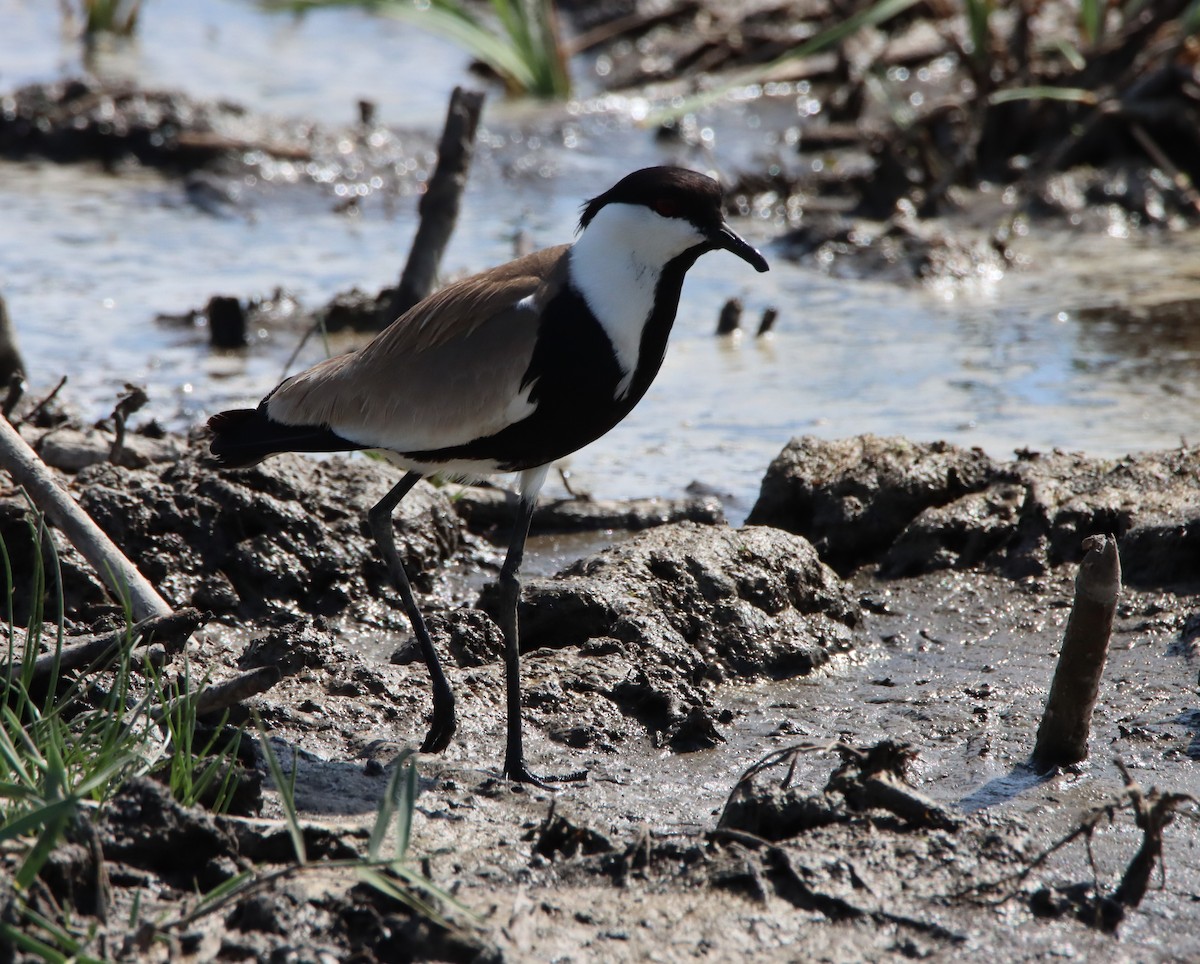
[152,665,283,723]
[383,86,486,327]
[10,608,205,684]
[0,414,173,621]
[1031,534,1122,770]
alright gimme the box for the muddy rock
[100,778,243,892]
[884,447,1200,587]
[70,448,461,618]
[37,838,108,920]
[24,424,185,472]
[882,482,1030,576]
[509,522,858,675]
[776,209,1012,283]
[328,882,501,963]
[749,437,1200,589]
[0,492,110,626]
[0,78,254,171]
[470,523,859,751]
[747,435,999,575]
[238,616,340,676]
[449,483,725,535]
[528,805,614,860]
[419,607,504,668]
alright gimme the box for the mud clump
[889,446,1200,586]
[451,484,726,536]
[719,740,959,841]
[411,608,505,668]
[0,78,252,171]
[749,435,1200,589]
[67,447,462,623]
[481,522,860,749]
[747,435,999,575]
[503,522,858,678]
[101,778,244,892]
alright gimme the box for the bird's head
[578,167,769,273]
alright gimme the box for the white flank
[373,454,551,493]
[569,204,706,399]
[518,464,549,503]
[502,378,538,425]
[375,450,504,482]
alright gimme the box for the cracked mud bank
[2,430,1198,962]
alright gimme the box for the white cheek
[570,204,705,397]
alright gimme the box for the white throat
[569,203,705,399]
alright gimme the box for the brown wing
[265,245,571,453]
[362,245,570,358]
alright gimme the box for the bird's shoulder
[366,244,572,360]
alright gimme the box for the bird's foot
[502,759,588,789]
[419,712,457,754]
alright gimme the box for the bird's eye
[654,198,681,218]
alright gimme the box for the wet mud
[749,434,1200,588]
[3,2,1200,960]
[2,430,1198,961]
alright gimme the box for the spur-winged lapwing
[209,166,769,785]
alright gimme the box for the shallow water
[3,0,1200,523]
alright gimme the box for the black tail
[208,406,366,469]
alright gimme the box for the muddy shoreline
[2,425,1198,961]
[3,1,1200,960]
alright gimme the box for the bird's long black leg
[499,480,587,787]
[368,472,456,754]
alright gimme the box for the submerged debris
[718,739,959,839]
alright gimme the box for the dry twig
[0,414,173,620]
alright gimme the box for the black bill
[710,222,770,273]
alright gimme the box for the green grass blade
[394,3,538,91]
[1,528,16,700]
[0,795,76,846]
[0,922,70,964]
[965,0,992,59]
[0,782,41,802]
[368,749,415,860]
[767,0,924,71]
[357,866,456,932]
[274,0,569,95]
[13,803,72,889]
[1185,0,1200,35]
[988,86,1098,106]
[0,712,38,789]
[183,866,257,924]
[1079,0,1102,45]
[1053,37,1087,72]
[395,755,417,859]
[388,860,469,911]
[254,714,307,864]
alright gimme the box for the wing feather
[266,245,571,453]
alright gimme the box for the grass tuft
[273,0,571,98]
[79,0,143,37]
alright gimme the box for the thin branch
[7,609,205,683]
[0,414,173,620]
[152,665,283,723]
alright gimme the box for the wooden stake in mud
[715,297,742,335]
[1032,533,1122,770]
[0,415,173,621]
[385,86,486,327]
[0,294,27,386]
